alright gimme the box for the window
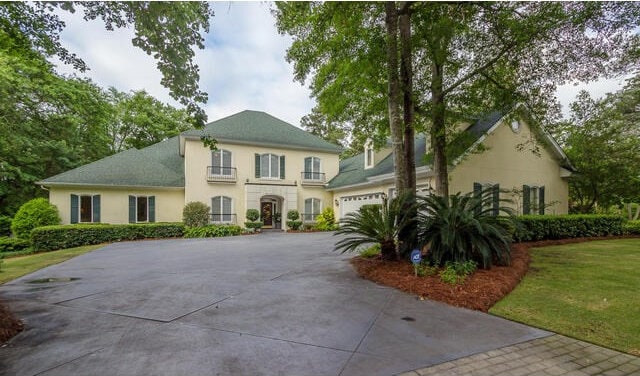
[365,140,374,169]
[211,149,232,176]
[71,194,100,224]
[473,182,500,216]
[304,198,321,222]
[128,196,155,223]
[523,185,545,215]
[212,196,233,223]
[304,157,321,180]
[258,153,282,179]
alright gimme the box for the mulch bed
[351,236,640,312]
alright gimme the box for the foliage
[551,79,640,213]
[300,106,350,153]
[491,239,640,355]
[0,244,102,284]
[0,237,31,253]
[183,224,242,238]
[286,220,302,231]
[0,216,11,237]
[335,194,414,261]
[416,189,514,268]
[287,210,300,221]
[415,261,438,277]
[359,244,381,259]
[11,198,61,239]
[182,202,211,228]
[514,215,625,242]
[31,223,184,252]
[623,220,640,235]
[246,209,260,222]
[439,261,478,285]
[314,207,338,231]
[244,221,264,231]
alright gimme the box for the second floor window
[256,153,285,179]
[304,157,321,180]
[212,196,233,223]
[211,149,232,176]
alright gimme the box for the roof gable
[182,110,342,153]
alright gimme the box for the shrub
[287,210,300,221]
[416,189,514,268]
[11,198,61,239]
[416,262,438,277]
[514,215,625,241]
[314,207,338,231]
[359,244,381,258]
[31,223,185,252]
[0,216,11,237]
[0,237,31,253]
[246,209,260,222]
[183,202,210,227]
[335,193,414,261]
[439,261,477,285]
[623,220,640,235]
[244,221,264,231]
[184,224,242,238]
[286,220,302,230]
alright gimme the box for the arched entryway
[260,195,284,229]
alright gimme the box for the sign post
[410,249,422,277]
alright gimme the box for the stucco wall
[49,186,185,224]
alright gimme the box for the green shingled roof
[39,137,184,188]
[182,110,342,153]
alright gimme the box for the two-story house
[39,109,574,228]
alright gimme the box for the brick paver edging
[398,334,640,376]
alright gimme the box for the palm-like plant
[416,188,515,268]
[334,194,415,261]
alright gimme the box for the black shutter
[539,186,545,215]
[492,184,500,216]
[92,195,101,223]
[473,182,482,215]
[523,185,531,215]
[255,154,261,178]
[148,196,156,222]
[280,155,285,179]
[129,195,136,223]
[70,194,79,224]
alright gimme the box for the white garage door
[340,193,384,218]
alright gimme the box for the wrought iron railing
[301,171,325,183]
[207,166,237,182]
[301,213,320,222]
[210,213,237,224]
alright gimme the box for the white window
[211,149,232,176]
[365,140,374,169]
[212,196,233,223]
[260,153,280,179]
[304,198,321,222]
[303,157,322,180]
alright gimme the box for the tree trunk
[431,61,449,197]
[380,240,397,261]
[385,1,408,197]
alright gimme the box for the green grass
[491,239,640,355]
[0,245,103,284]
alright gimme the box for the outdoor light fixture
[334,199,339,206]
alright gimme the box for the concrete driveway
[0,232,547,376]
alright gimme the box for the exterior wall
[48,186,185,224]
[331,183,394,221]
[183,139,340,227]
[449,120,569,214]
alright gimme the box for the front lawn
[0,244,103,284]
[490,239,640,355]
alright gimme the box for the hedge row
[184,225,243,238]
[0,237,31,253]
[31,223,185,252]
[623,220,640,235]
[514,215,625,242]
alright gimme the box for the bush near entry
[11,198,61,239]
[184,225,242,238]
[314,207,338,231]
[286,210,302,230]
[183,202,210,227]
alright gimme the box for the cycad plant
[416,188,515,268]
[335,193,415,261]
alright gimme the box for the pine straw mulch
[351,236,640,313]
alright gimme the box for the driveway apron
[0,233,547,376]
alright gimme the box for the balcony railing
[207,166,237,183]
[301,213,320,222]
[210,213,237,224]
[301,171,325,184]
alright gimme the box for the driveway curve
[0,232,546,376]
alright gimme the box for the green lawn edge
[490,239,640,355]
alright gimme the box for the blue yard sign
[410,249,422,264]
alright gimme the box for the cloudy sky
[53,2,628,127]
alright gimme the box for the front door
[261,202,273,228]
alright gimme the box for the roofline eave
[181,135,343,154]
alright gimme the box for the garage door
[340,193,384,218]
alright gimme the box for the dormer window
[365,140,374,169]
